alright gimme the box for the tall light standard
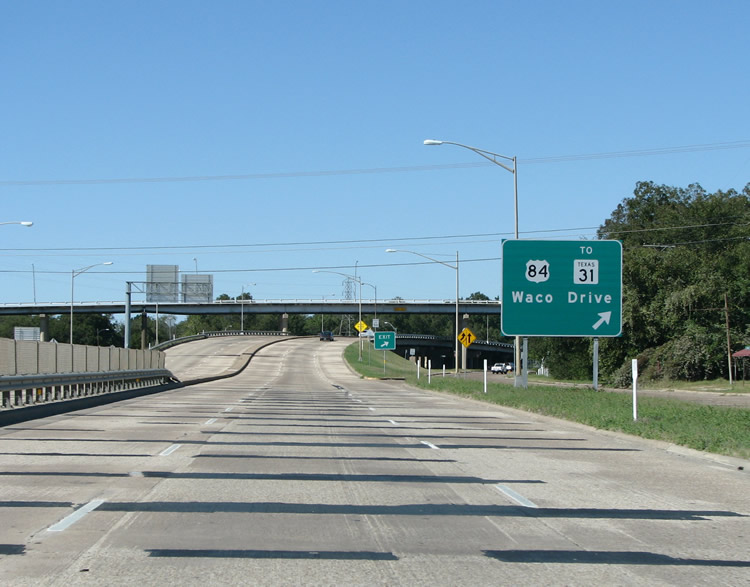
[313,269,363,360]
[424,139,520,378]
[96,328,110,346]
[70,262,113,344]
[387,248,459,374]
[361,281,377,328]
[240,283,256,332]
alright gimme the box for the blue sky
[2,1,748,309]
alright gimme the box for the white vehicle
[490,362,506,374]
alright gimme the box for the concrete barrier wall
[0,338,165,376]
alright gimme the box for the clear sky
[2,1,748,309]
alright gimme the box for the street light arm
[386,248,456,270]
[312,269,361,284]
[424,140,515,174]
[0,221,33,227]
[73,261,113,278]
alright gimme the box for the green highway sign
[374,331,397,350]
[501,240,622,337]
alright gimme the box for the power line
[0,257,503,275]
[1,141,748,187]
[0,220,745,255]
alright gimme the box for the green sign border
[374,331,397,350]
[501,239,622,337]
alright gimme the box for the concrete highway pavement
[163,335,291,382]
[0,337,748,585]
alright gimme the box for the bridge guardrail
[1,368,176,412]
[152,330,288,351]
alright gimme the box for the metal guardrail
[1,368,176,411]
[152,330,288,351]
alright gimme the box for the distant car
[320,331,334,341]
[490,362,506,374]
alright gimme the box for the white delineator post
[632,359,639,421]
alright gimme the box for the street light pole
[96,328,110,346]
[387,248,460,375]
[70,262,113,344]
[361,282,377,327]
[424,139,520,378]
[313,269,364,360]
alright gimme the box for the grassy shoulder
[344,342,750,460]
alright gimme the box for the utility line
[0,257,503,275]
[0,220,746,254]
[1,141,747,187]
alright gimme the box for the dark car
[320,331,334,341]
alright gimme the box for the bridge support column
[280,313,289,334]
[39,314,49,342]
[141,310,148,350]
[124,282,131,349]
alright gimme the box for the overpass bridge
[0,299,500,317]
[0,299,503,355]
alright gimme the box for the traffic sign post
[502,240,622,337]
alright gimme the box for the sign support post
[593,338,599,391]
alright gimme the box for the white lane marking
[159,444,182,456]
[495,484,538,508]
[420,440,440,450]
[387,419,399,426]
[48,499,106,532]
[224,407,234,412]
[204,418,217,425]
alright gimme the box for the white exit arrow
[592,311,612,330]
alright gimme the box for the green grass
[343,342,418,380]
[344,342,750,460]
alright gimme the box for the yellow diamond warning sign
[458,327,476,348]
[354,320,368,333]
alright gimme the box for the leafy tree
[0,314,122,346]
[534,181,750,381]
[596,181,750,381]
